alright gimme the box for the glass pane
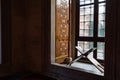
[85,5,94,15]
[98,21,105,37]
[79,21,94,37]
[79,22,93,37]
[79,5,94,37]
[80,0,94,5]
[79,30,84,36]
[85,0,91,4]
[84,29,89,36]
[99,0,106,2]
[55,0,70,63]
[80,0,84,5]
[99,3,105,14]
[85,15,91,21]
[80,15,84,22]
[85,22,90,29]
[97,42,105,60]
[98,3,106,37]
[80,0,84,1]
[77,41,93,56]
[99,14,105,21]
[80,22,84,29]
[91,0,94,3]
[80,7,84,15]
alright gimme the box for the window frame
[75,0,106,63]
[48,0,118,79]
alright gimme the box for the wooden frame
[75,0,105,63]
[1,0,11,64]
[0,0,12,76]
[43,0,120,80]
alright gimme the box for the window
[76,0,106,63]
[51,0,106,75]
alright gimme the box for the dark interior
[0,0,120,80]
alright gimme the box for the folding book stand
[68,46,104,73]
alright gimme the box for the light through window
[77,0,106,62]
[51,0,105,76]
[79,5,94,37]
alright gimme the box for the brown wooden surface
[55,0,70,63]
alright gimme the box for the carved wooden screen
[55,0,70,63]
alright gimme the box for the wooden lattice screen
[55,0,70,63]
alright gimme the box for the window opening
[76,0,106,63]
[51,0,106,76]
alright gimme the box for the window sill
[51,62,104,76]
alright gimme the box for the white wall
[51,0,55,63]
